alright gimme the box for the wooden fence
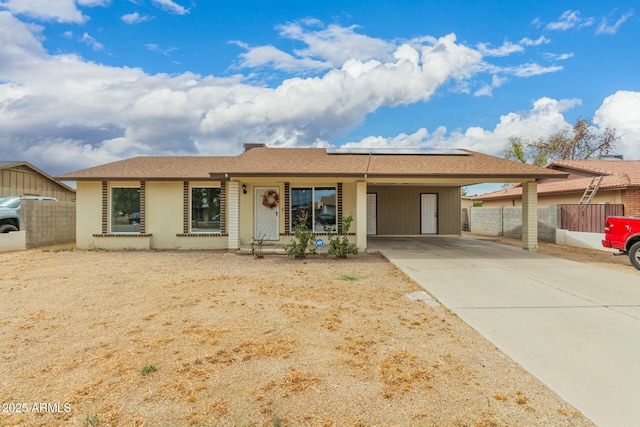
[560,204,624,233]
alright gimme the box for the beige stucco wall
[76,180,227,250]
[480,190,622,208]
[146,181,182,249]
[76,181,102,249]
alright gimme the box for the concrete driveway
[369,235,640,427]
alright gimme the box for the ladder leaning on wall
[578,176,603,204]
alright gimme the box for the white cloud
[473,84,493,97]
[543,52,574,61]
[280,21,395,66]
[343,97,582,156]
[234,21,394,71]
[506,63,563,77]
[151,0,188,15]
[342,128,430,149]
[122,12,152,24]
[145,43,177,56]
[476,36,551,58]
[342,94,640,163]
[477,41,523,57]
[233,44,330,72]
[596,10,633,35]
[80,32,103,50]
[594,90,640,160]
[491,74,507,87]
[520,36,550,46]
[546,10,583,31]
[0,0,108,23]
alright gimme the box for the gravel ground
[0,246,597,426]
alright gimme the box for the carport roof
[57,147,568,181]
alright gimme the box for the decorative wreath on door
[262,190,279,209]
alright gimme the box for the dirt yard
[0,245,598,426]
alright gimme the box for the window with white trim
[291,187,336,232]
[191,187,221,233]
[111,187,140,233]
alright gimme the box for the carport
[344,147,568,252]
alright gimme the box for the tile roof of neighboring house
[57,148,568,181]
[474,159,640,200]
[549,160,640,185]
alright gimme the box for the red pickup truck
[602,216,640,270]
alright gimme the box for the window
[291,187,336,232]
[112,187,140,233]
[191,187,221,233]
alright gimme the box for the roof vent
[598,154,624,160]
[243,143,266,152]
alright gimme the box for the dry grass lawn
[0,247,596,426]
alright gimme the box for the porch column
[227,181,240,250]
[356,181,367,251]
[522,181,538,251]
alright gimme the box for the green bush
[325,216,358,258]
[286,212,316,259]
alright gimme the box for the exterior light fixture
[242,184,247,194]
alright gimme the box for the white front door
[254,187,280,240]
[421,194,438,234]
[367,193,377,235]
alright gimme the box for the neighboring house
[56,145,566,251]
[473,158,640,215]
[1,161,76,201]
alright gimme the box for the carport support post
[356,181,367,251]
[227,181,240,250]
[522,181,538,251]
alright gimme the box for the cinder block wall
[19,200,76,248]
[502,207,521,239]
[468,207,503,235]
[467,205,560,243]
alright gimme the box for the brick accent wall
[622,188,640,216]
[337,182,343,234]
[101,181,108,234]
[183,181,189,233]
[139,181,146,234]
[284,182,290,235]
[220,181,226,234]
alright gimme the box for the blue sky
[1,0,639,193]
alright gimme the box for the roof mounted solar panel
[326,147,470,155]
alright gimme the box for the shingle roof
[57,156,222,180]
[207,147,566,179]
[474,159,640,200]
[57,148,568,181]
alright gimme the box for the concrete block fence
[19,200,76,248]
[464,205,561,243]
